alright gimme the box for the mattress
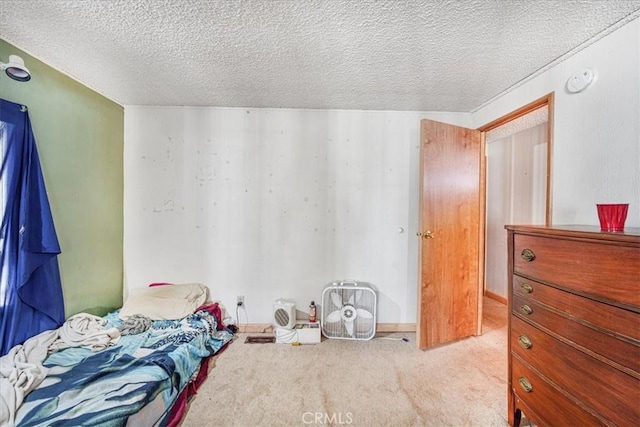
[14,308,233,426]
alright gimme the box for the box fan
[321,281,377,340]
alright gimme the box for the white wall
[124,107,470,323]
[474,17,640,228]
[124,18,639,324]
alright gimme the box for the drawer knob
[517,335,532,349]
[520,305,533,315]
[520,283,533,293]
[518,377,533,393]
[521,249,536,262]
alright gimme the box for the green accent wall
[0,39,123,316]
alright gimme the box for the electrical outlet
[237,296,244,306]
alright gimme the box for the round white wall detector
[567,68,595,93]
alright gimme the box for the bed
[2,283,233,427]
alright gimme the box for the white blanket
[49,313,121,353]
[0,313,121,426]
[0,329,58,427]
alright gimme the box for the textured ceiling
[1,0,639,111]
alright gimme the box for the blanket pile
[0,313,120,426]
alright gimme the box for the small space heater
[273,299,296,329]
[321,281,377,340]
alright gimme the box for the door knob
[417,230,434,239]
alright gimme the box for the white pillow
[119,283,209,320]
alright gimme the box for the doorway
[478,93,554,304]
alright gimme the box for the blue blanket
[15,310,233,426]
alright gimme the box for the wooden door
[417,119,483,349]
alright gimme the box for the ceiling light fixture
[1,55,31,82]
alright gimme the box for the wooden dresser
[506,225,640,426]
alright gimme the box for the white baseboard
[237,322,416,333]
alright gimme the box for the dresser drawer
[513,234,640,308]
[513,275,640,341]
[512,292,640,376]
[511,316,640,425]
[511,354,602,426]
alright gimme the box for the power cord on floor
[374,336,409,342]
[274,327,299,344]
[236,301,248,332]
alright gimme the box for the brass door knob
[417,230,434,239]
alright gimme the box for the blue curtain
[0,99,64,356]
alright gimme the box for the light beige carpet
[181,298,509,426]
